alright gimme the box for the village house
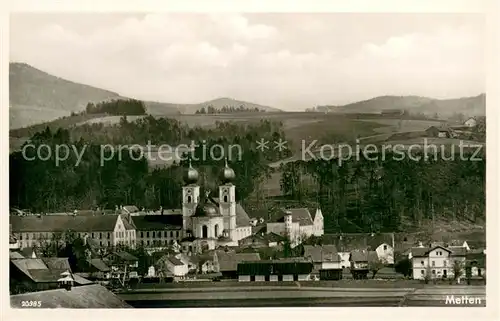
[410,245,467,280]
[214,250,261,279]
[239,232,286,248]
[304,245,342,280]
[321,233,395,267]
[464,117,477,128]
[349,250,378,279]
[466,250,486,278]
[10,257,92,294]
[158,256,189,279]
[266,208,324,247]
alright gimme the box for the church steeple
[220,158,235,184]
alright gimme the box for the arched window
[187,195,192,203]
[223,195,228,203]
[214,224,219,237]
[202,225,208,238]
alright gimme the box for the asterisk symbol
[256,138,269,152]
[274,139,288,151]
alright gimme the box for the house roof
[10,215,119,233]
[321,233,394,252]
[350,250,378,262]
[72,273,94,285]
[113,251,138,262]
[10,251,24,259]
[270,208,314,226]
[215,251,261,272]
[88,258,110,272]
[131,214,183,231]
[11,258,73,283]
[122,206,139,214]
[167,257,185,266]
[304,245,340,262]
[264,232,286,243]
[42,257,72,271]
[410,245,452,257]
[10,284,132,308]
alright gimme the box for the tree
[452,260,464,281]
[424,265,432,284]
[394,257,412,278]
[369,258,385,279]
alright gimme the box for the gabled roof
[304,245,339,262]
[350,250,378,262]
[122,206,139,214]
[11,257,73,283]
[215,251,261,272]
[88,258,110,272]
[270,208,314,226]
[321,233,394,252]
[131,214,183,231]
[113,251,138,262]
[167,257,185,266]
[410,245,452,257]
[42,257,71,271]
[263,232,286,243]
[10,215,119,233]
[10,251,24,259]
[10,284,132,308]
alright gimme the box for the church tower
[218,158,237,241]
[182,160,200,236]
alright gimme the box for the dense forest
[279,152,485,232]
[9,118,291,212]
[85,99,146,115]
[195,105,265,114]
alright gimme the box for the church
[179,159,253,253]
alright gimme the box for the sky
[10,13,485,110]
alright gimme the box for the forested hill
[10,114,485,233]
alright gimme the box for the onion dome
[194,190,221,217]
[220,158,235,184]
[183,159,199,184]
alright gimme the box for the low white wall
[270,275,278,282]
[238,275,250,282]
[283,275,293,282]
[255,275,265,282]
[298,274,310,281]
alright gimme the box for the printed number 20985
[21,300,42,308]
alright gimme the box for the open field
[356,118,444,134]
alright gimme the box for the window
[444,261,447,267]
[223,195,228,203]
[100,233,102,239]
[19,234,23,240]
[100,241,102,246]
[147,240,150,246]
[187,195,192,203]
[108,232,111,239]
[152,232,156,238]
[421,261,424,266]
[92,232,95,238]
[432,261,435,267]
[421,270,424,275]
[383,245,387,251]
[164,231,167,238]
[170,231,174,238]
[140,231,144,238]
[147,232,150,238]
[26,233,30,240]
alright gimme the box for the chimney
[418,241,423,248]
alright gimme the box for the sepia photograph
[5,3,492,311]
